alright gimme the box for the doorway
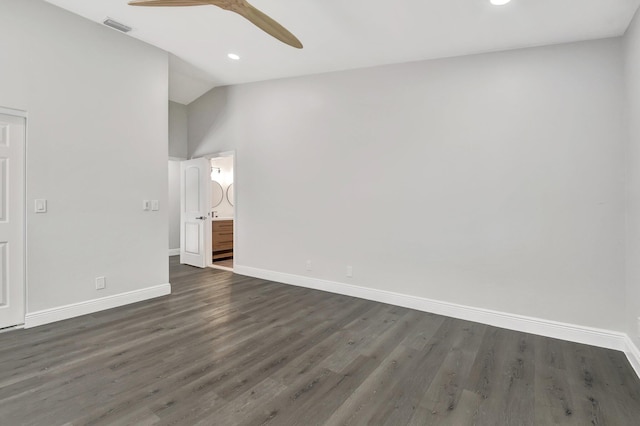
[209,154,234,271]
[178,152,235,271]
[0,109,26,329]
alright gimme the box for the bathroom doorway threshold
[210,263,233,272]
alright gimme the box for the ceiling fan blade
[129,0,208,6]
[129,0,303,49]
[231,2,303,49]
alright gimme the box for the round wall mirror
[227,183,234,206]
[211,181,224,207]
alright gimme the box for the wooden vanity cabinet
[212,220,233,260]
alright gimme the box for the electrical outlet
[95,276,106,290]
[346,266,353,278]
[306,260,312,271]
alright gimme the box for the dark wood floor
[1,258,639,425]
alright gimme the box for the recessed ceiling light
[490,0,511,5]
[227,53,240,60]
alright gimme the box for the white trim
[235,265,634,365]
[0,106,27,118]
[24,283,171,328]
[191,150,235,160]
[624,336,640,378]
[169,248,180,256]
[169,156,186,161]
[23,115,28,331]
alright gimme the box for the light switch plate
[142,200,150,211]
[151,200,159,211]
[35,199,47,213]
[95,276,106,290]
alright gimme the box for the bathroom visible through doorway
[210,153,235,271]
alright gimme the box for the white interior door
[0,113,25,329]
[180,158,211,268]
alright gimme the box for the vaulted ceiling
[44,0,640,104]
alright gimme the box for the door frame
[191,150,236,271]
[0,106,27,330]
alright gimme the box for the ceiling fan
[128,0,303,49]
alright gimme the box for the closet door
[0,112,25,329]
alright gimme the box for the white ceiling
[44,0,640,104]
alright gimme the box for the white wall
[169,101,188,159]
[168,101,188,254]
[168,161,181,252]
[189,38,627,332]
[0,0,169,313]
[625,9,640,348]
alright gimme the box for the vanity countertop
[212,217,234,221]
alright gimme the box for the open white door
[180,158,211,268]
[0,113,25,329]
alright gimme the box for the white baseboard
[235,265,636,375]
[24,283,172,328]
[169,248,180,256]
[624,336,640,379]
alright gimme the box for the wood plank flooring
[1,257,639,425]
